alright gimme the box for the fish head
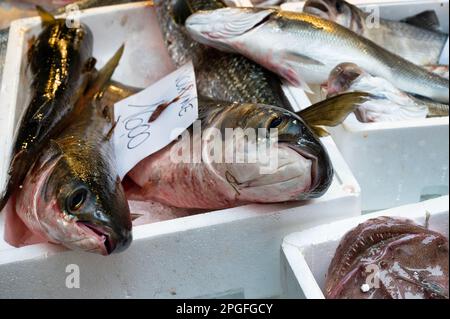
[204,103,333,203]
[327,62,365,97]
[185,7,274,52]
[303,0,363,33]
[16,146,132,255]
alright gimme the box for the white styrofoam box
[280,0,450,211]
[0,2,361,298]
[281,195,449,299]
[329,1,450,211]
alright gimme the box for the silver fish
[327,63,448,122]
[186,8,449,103]
[303,0,448,66]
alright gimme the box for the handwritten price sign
[113,62,198,178]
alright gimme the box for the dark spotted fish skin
[154,0,289,108]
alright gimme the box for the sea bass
[186,8,449,103]
[154,0,289,108]
[303,0,448,66]
[0,8,96,211]
[327,63,449,122]
[122,91,370,210]
[10,46,132,255]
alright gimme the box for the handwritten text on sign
[113,62,198,178]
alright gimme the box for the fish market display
[326,217,449,299]
[6,46,132,255]
[185,8,449,103]
[327,63,449,122]
[0,8,95,211]
[125,93,370,210]
[154,0,289,108]
[303,0,448,66]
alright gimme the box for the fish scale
[154,0,290,109]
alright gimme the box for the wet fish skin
[303,0,448,66]
[0,15,95,211]
[154,0,290,108]
[15,46,132,255]
[127,97,334,209]
[186,8,449,103]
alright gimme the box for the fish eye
[336,1,343,12]
[268,117,283,129]
[66,187,88,214]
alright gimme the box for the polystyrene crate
[0,2,361,298]
[281,195,449,299]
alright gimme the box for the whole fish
[154,0,290,108]
[326,217,449,299]
[105,82,369,209]
[0,9,96,211]
[303,0,448,66]
[327,63,449,122]
[11,46,132,255]
[186,8,449,103]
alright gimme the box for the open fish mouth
[286,144,320,195]
[186,8,273,45]
[76,221,115,255]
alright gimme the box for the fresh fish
[303,0,448,66]
[122,92,370,210]
[186,8,449,103]
[154,0,290,108]
[0,9,95,211]
[326,217,449,299]
[327,63,449,122]
[9,46,132,255]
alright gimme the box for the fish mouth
[77,221,116,255]
[186,8,273,46]
[285,144,320,194]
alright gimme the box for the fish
[303,0,448,66]
[121,91,370,210]
[327,63,449,122]
[185,8,449,103]
[0,8,96,211]
[326,217,449,299]
[154,0,290,108]
[10,45,132,255]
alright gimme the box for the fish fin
[85,45,125,101]
[401,10,441,32]
[284,51,324,67]
[36,6,56,25]
[310,126,330,137]
[298,92,372,127]
[31,98,53,122]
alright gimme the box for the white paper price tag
[113,62,198,178]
